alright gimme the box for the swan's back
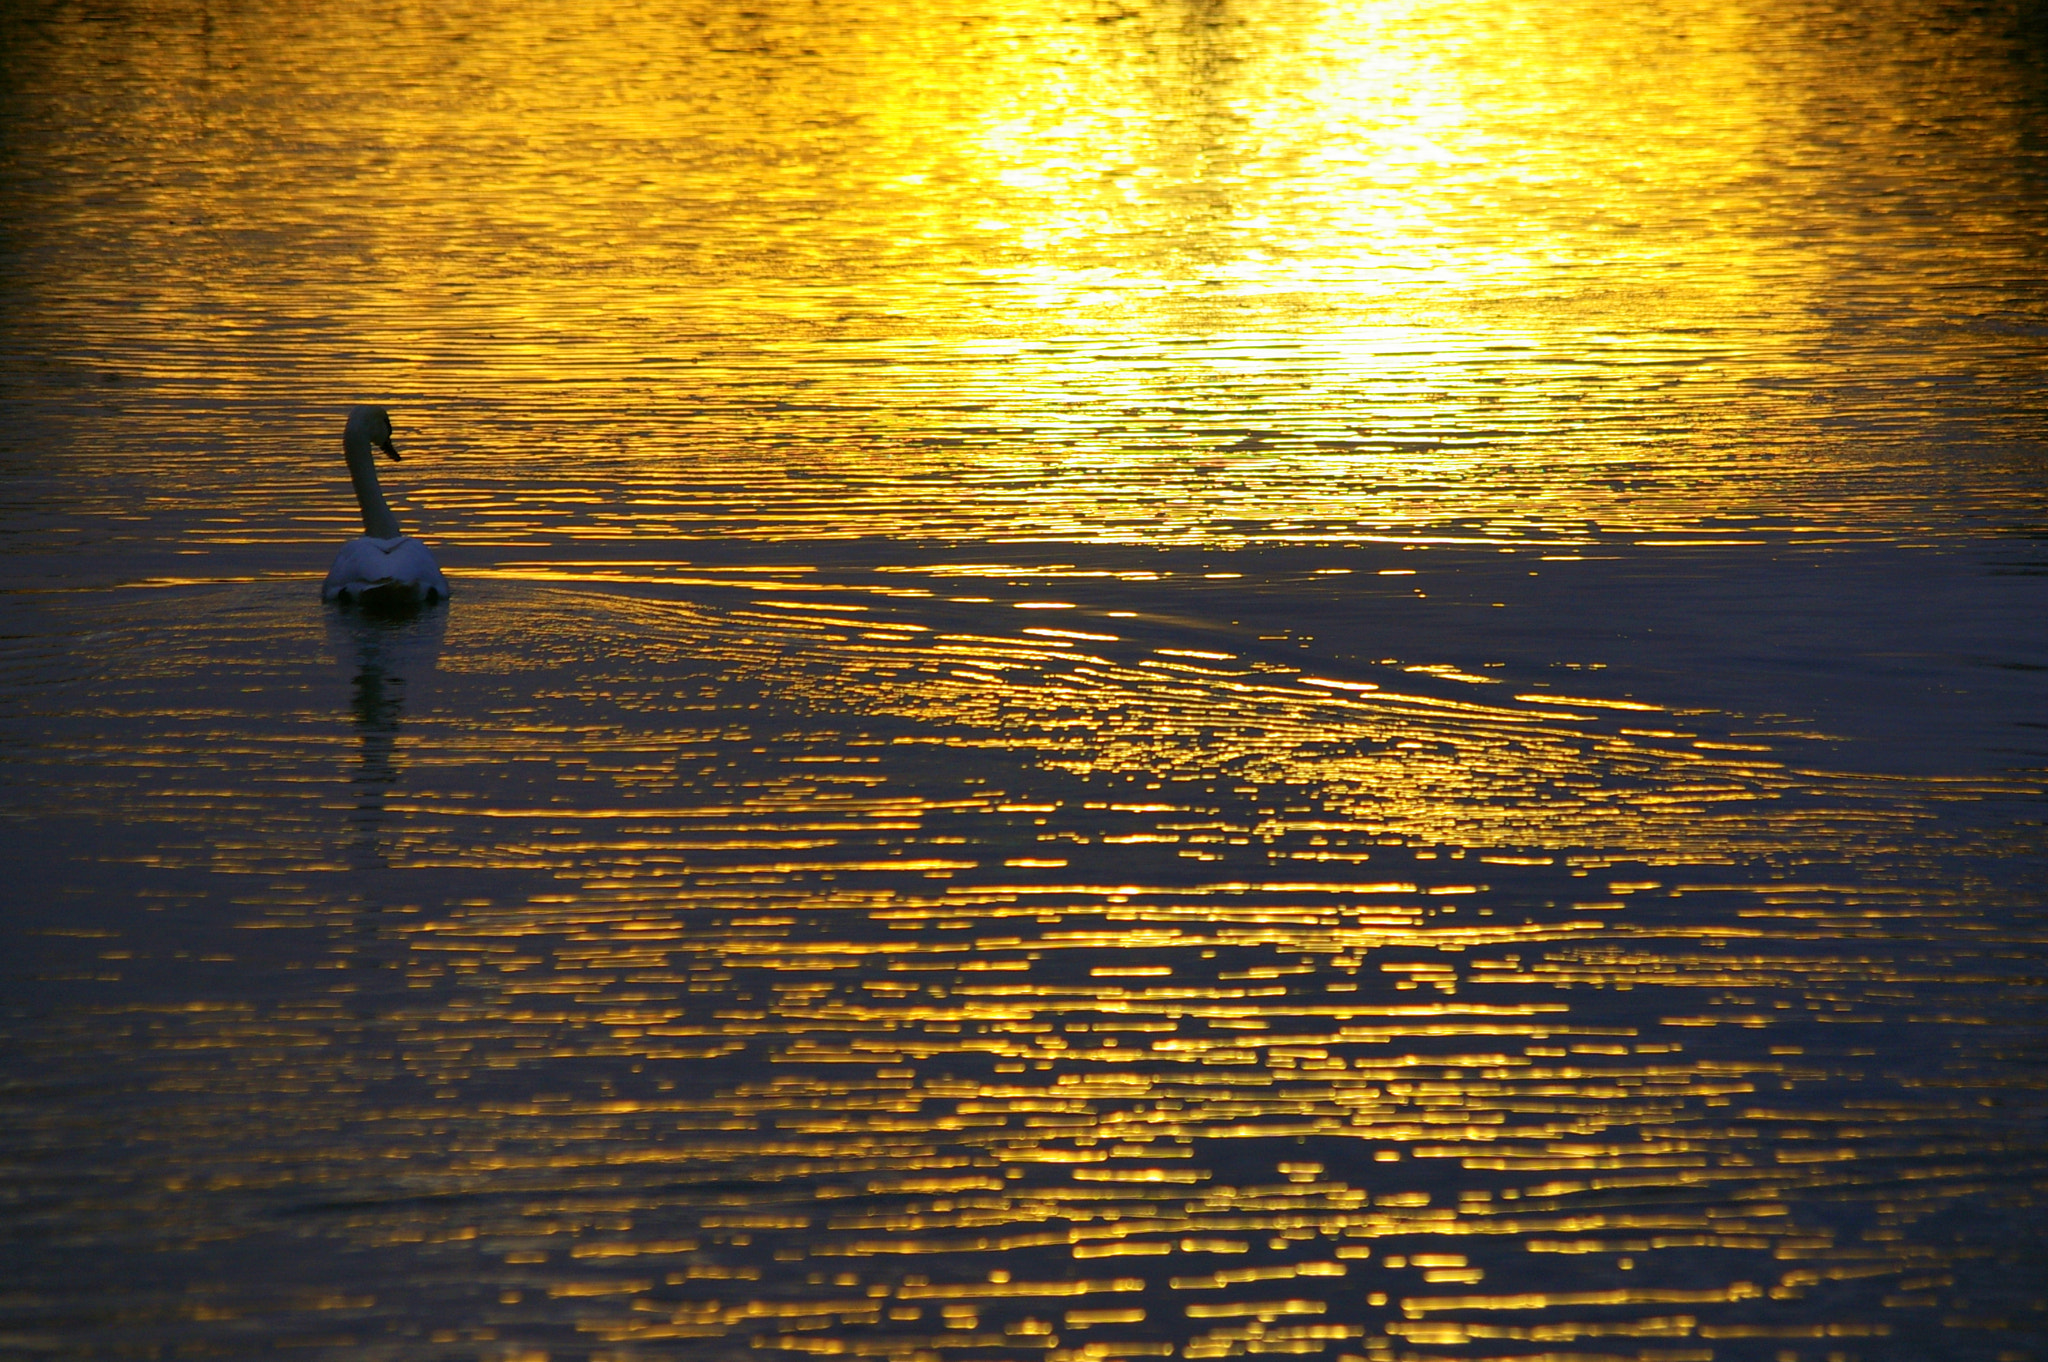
[324,534,450,608]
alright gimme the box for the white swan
[322,405,450,609]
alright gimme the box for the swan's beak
[380,438,401,461]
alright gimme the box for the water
[2,0,2046,1358]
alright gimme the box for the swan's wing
[382,537,451,598]
[323,536,450,602]
[323,537,392,600]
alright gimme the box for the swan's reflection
[325,606,446,865]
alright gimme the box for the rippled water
[3,0,2047,1359]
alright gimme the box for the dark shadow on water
[324,603,445,867]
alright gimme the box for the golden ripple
[5,580,2043,1357]
[3,0,2046,1352]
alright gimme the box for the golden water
[1,0,2045,1359]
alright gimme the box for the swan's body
[324,534,448,608]
[322,405,449,608]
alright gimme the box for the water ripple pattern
[1,0,2045,1360]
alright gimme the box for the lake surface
[2,0,2046,1359]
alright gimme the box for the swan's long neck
[345,434,403,539]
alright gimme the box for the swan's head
[344,404,401,461]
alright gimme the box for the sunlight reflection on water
[1,0,2046,1357]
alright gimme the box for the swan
[322,405,450,609]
